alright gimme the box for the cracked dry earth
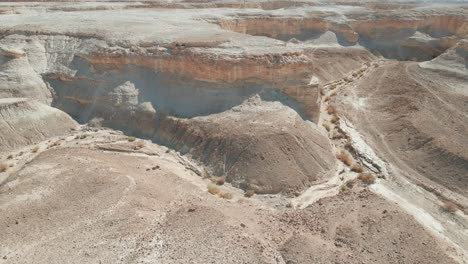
[0,1,467,264]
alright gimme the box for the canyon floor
[0,1,467,264]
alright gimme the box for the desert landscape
[0,0,467,263]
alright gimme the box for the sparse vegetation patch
[244,189,255,198]
[336,150,352,166]
[0,163,8,172]
[207,185,220,195]
[357,173,376,184]
[351,164,363,173]
[441,201,458,213]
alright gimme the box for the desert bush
[344,141,352,149]
[7,155,13,159]
[357,173,376,185]
[207,185,220,195]
[0,163,8,172]
[216,176,225,186]
[202,170,211,179]
[18,151,24,156]
[327,105,336,115]
[219,192,233,200]
[31,146,39,153]
[332,132,345,140]
[331,116,339,124]
[340,184,348,192]
[50,141,61,147]
[80,134,87,139]
[128,136,136,142]
[441,201,458,213]
[322,123,331,132]
[165,148,171,153]
[346,178,358,188]
[244,189,255,198]
[351,164,363,173]
[336,150,352,166]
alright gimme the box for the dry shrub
[80,134,87,139]
[331,116,339,124]
[322,123,331,132]
[50,141,61,147]
[219,192,233,200]
[202,170,211,179]
[216,176,225,186]
[344,141,352,149]
[351,164,363,173]
[441,201,458,213]
[357,173,376,185]
[31,146,39,153]
[0,163,8,172]
[244,189,255,198]
[18,151,24,156]
[346,178,358,188]
[332,132,345,140]
[336,150,352,166]
[7,155,13,159]
[324,96,330,102]
[128,136,136,142]
[340,184,348,192]
[207,185,220,195]
[327,105,336,115]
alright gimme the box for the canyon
[0,1,467,263]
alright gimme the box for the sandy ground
[0,126,462,263]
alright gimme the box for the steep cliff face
[0,98,78,151]
[219,13,467,60]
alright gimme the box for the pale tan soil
[0,128,459,263]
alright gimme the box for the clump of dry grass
[31,146,39,153]
[357,173,376,185]
[0,163,8,172]
[219,192,233,200]
[244,189,255,198]
[351,164,363,173]
[322,123,330,132]
[128,136,136,142]
[345,178,358,188]
[340,184,348,192]
[202,170,211,179]
[207,185,220,195]
[331,115,339,124]
[441,201,458,213]
[216,176,225,186]
[344,141,352,149]
[80,134,87,139]
[332,131,345,140]
[210,176,225,185]
[50,141,61,147]
[134,141,145,150]
[327,105,336,115]
[7,155,13,160]
[336,150,352,166]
